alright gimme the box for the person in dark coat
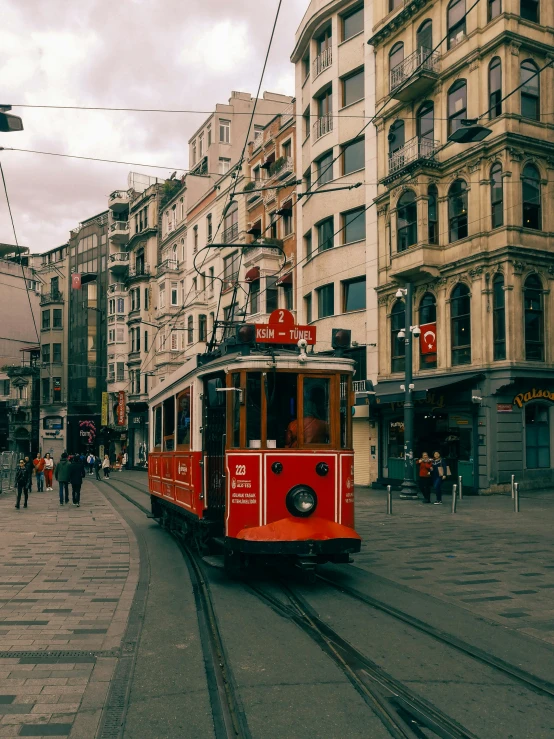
[69,455,85,506]
[54,452,71,505]
[94,455,101,481]
[14,459,29,509]
[23,456,34,494]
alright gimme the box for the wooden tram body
[148,316,361,571]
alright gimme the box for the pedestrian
[69,454,85,506]
[44,453,54,490]
[23,456,33,494]
[14,459,29,509]
[417,452,433,503]
[94,455,101,481]
[54,452,71,505]
[33,453,45,492]
[102,454,111,479]
[431,451,447,505]
[86,452,95,475]
[122,451,128,471]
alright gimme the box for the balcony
[268,157,294,182]
[128,263,151,281]
[109,220,129,244]
[155,304,181,320]
[263,188,277,205]
[243,240,283,269]
[313,47,332,78]
[390,48,440,103]
[40,291,64,306]
[109,190,130,213]
[156,259,180,277]
[108,252,130,273]
[108,282,128,295]
[387,136,439,181]
[313,115,333,141]
[390,243,442,280]
[7,397,30,408]
[222,222,239,244]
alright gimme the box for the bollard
[451,484,457,514]
[514,482,520,513]
[458,475,463,500]
[387,485,393,515]
[511,474,515,499]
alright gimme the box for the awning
[276,272,292,286]
[245,266,260,283]
[374,372,483,405]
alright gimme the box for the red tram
[148,310,361,573]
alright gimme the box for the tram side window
[267,373,297,448]
[177,388,191,447]
[340,374,351,449]
[246,373,262,448]
[163,397,175,451]
[154,406,162,450]
[231,373,241,448]
[302,377,331,445]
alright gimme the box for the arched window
[451,283,471,365]
[520,0,539,23]
[417,101,434,142]
[427,184,438,244]
[391,300,405,372]
[419,293,437,369]
[447,0,466,49]
[488,0,501,20]
[448,179,468,243]
[493,275,506,360]
[525,404,550,469]
[521,60,540,120]
[416,20,432,53]
[522,164,541,230]
[490,163,503,229]
[397,191,417,252]
[389,42,404,89]
[524,274,544,361]
[488,57,502,119]
[448,80,467,136]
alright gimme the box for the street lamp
[0,106,23,132]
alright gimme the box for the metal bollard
[387,485,393,515]
[514,482,520,513]
[458,475,463,500]
[511,474,515,499]
[451,484,457,514]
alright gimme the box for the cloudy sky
[0,0,307,252]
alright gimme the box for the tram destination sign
[255,309,316,345]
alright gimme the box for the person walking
[94,455,101,481]
[44,453,54,490]
[86,452,95,476]
[102,454,111,479]
[69,455,85,506]
[14,460,29,509]
[417,452,433,503]
[431,451,447,505]
[23,456,34,495]
[54,452,71,505]
[122,451,128,471]
[33,453,45,492]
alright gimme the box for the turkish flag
[420,322,437,354]
[71,272,82,290]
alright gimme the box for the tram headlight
[315,462,329,477]
[286,485,317,518]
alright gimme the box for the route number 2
[277,310,285,323]
[236,465,246,476]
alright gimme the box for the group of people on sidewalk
[417,451,449,505]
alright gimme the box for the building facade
[370,0,554,491]
[292,0,379,485]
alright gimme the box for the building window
[488,57,502,119]
[389,42,404,86]
[342,68,364,107]
[316,89,333,132]
[223,201,238,241]
[524,274,544,361]
[117,362,125,381]
[490,163,503,229]
[171,332,178,351]
[53,309,62,329]
[191,140,197,165]
[447,0,466,49]
[428,184,438,244]
[117,298,125,313]
[342,5,363,41]
[223,252,239,289]
[42,378,50,403]
[193,225,198,252]
[305,294,312,323]
[417,101,434,142]
[0,380,9,396]
[206,214,212,242]
[159,286,166,309]
[525,404,550,469]
[391,300,405,373]
[219,119,230,143]
[343,208,366,244]
[342,137,364,175]
[520,0,539,23]
[117,328,124,342]
[488,0,501,20]
[219,158,231,175]
[520,60,540,120]
[397,191,417,251]
[448,80,467,136]
[305,231,312,260]
[171,282,178,306]
[343,277,366,312]
[416,19,432,51]
[52,378,61,402]
[53,343,62,363]
[451,283,471,365]
[317,284,334,318]
[282,204,293,236]
[522,163,541,230]
[108,328,115,343]
[283,282,293,310]
[187,316,194,344]
[199,314,207,342]
[316,150,333,185]
[42,344,50,364]
[317,218,334,253]
[419,293,437,369]
[42,310,50,330]
[388,120,405,159]
[266,277,279,313]
[448,179,468,243]
[198,133,204,158]
[493,275,506,361]
[207,124,212,146]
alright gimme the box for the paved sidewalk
[354,487,554,645]
[0,477,138,738]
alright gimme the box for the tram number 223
[235,465,246,476]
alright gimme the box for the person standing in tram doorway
[417,452,433,503]
[431,451,447,505]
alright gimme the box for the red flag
[420,322,437,354]
[71,272,82,290]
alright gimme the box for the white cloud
[179,21,253,74]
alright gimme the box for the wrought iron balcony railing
[389,136,439,175]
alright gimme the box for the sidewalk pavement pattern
[354,487,554,646]
[0,479,138,738]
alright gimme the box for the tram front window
[301,377,331,445]
[267,373,297,448]
[246,372,263,448]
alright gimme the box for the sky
[0,0,308,252]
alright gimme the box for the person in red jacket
[417,452,433,503]
[33,454,45,492]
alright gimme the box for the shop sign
[117,391,126,426]
[419,323,437,354]
[43,416,63,430]
[255,309,316,345]
[101,392,108,426]
[449,414,471,428]
[497,403,513,413]
[130,415,144,426]
[388,392,446,411]
[513,389,554,408]
[79,420,96,445]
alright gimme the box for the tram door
[203,373,227,517]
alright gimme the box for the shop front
[127,407,148,470]
[40,415,66,461]
[67,415,100,455]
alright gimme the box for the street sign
[255,309,316,345]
